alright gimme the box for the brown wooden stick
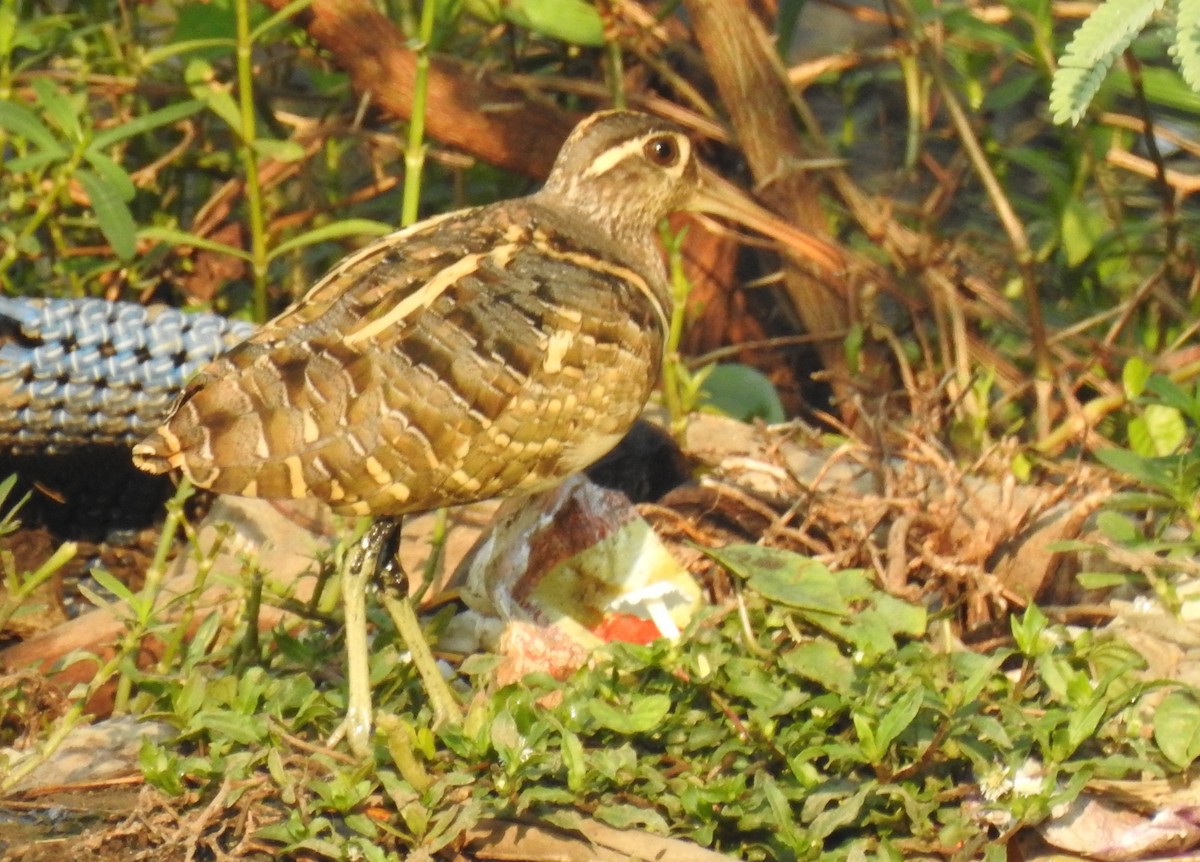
[683,0,891,419]
[258,0,578,180]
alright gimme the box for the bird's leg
[330,517,399,758]
[376,542,462,730]
[328,516,461,757]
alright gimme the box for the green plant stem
[401,0,438,227]
[0,541,76,633]
[113,479,193,714]
[1036,357,1200,456]
[1124,53,1186,296]
[419,507,448,603]
[234,0,269,322]
[0,0,15,101]
[659,225,691,442]
[898,51,921,170]
[2,481,192,793]
[0,143,86,281]
[922,40,1051,437]
[605,40,626,109]
[154,514,221,674]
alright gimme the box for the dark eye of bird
[643,135,680,167]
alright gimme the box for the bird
[131,109,841,756]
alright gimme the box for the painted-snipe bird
[133,110,841,756]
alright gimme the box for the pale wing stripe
[343,243,521,347]
[298,209,471,306]
[532,244,669,338]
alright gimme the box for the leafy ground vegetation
[3,0,1200,860]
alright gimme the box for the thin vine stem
[234,0,269,322]
[401,0,438,227]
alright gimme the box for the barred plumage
[133,111,701,517]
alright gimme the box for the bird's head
[539,110,701,245]
[539,110,843,273]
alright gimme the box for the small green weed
[120,543,1188,860]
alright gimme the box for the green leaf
[0,99,66,157]
[589,694,671,733]
[186,57,243,135]
[808,784,869,839]
[1010,603,1049,657]
[561,729,587,792]
[1154,691,1200,768]
[1067,698,1107,752]
[90,99,206,150]
[250,0,315,42]
[1174,0,1200,93]
[1076,570,1134,589]
[951,650,1006,706]
[168,0,238,62]
[87,566,138,607]
[1060,197,1103,266]
[31,76,82,142]
[1109,65,1200,113]
[141,37,237,66]
[780,640,856,694]
[844,322,864,373]
[501,0,604,46]
[83,151,135,202]
[266,219,394,261]
[857,592,927,638]
[875,687,924,753]
[250,137,306,162]
[1095,447,1171,491]
[138,225,253,261]
[594,802,671,831]
[1130,404,1186,456]
[705,545,848,617]
[699,363,787,423]
[1145,375,1200,423]
[189,709,269,744]
[1122,356,1152,399]
[2,150,64,173]
[76,168,138,260]
[1050,0,1168,124]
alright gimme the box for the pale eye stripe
[581,133,691,180]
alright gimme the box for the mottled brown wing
[135,201,666,517]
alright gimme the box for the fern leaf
[1173,0,1200,92]
[1050,0,1169,124]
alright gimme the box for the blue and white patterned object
[0,298,256,453]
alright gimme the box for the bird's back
[133,197,668,517]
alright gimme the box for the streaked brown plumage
[132,111,699,513]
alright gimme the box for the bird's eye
[643,135,681,167]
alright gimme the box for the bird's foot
[333,518,399,758]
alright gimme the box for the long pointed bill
[689,167,845,274]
